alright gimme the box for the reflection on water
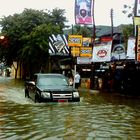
[0,77,140,139]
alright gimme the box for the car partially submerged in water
[25,73,80,103]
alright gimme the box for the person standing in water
[74,72,81,89]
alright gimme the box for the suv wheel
[35,94,41,103]
[25,88,29,98]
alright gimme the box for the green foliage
[0,8,67,71]
[20,23,60,64]
[71,24,93,37]
[121,24,134,39]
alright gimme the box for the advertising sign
[49,34,69,56]
[68,35,82,47]
[82,37,92,46]
[111,44,126,60]
[100,37,112,43]
[136,26,140,61]
[135,0,140,16]
[126,37,136,59]
[71,46,80,57]
[75,0,94,25]
[80,47,92,57]
[134,16,140,25]
[91,42,112,62]
[77,57,91,64]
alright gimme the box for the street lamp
[0,36,4,40]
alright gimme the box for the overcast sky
[0,0,134,27]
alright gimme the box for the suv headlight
[41,92,51,98]
[73,92,79,98]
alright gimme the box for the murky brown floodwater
[0,76,140,140]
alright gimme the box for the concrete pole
[73,64,77,88]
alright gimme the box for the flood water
[0,77,140,140]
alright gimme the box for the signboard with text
[71,46,80,57]
[80,47,92,57]
[68,35,82,47]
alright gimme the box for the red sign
[97,50,107,58]
[100,37,112,43]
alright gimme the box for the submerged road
[0,76,140,140]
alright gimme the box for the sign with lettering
[68,35,82,47]
[71,46,80,57]
[80,47,92,57]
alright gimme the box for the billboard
[111,44,126,60]
[68,35,83,47]
[49,34,69,56]
[75,0,94,25]
[135,0,140,16]
[80,47,92,57]
[82,37,92,46]
[136,26,140,61]
[91,41,112,62]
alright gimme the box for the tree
[0,8,67,78]
[121,24,134,39]
[49,8,67,32]
[122,4,134,19]
[122,4,134,37]
[71,24,93,37]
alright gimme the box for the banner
[91,42,112,62]
[75,0,94,25]
[126,37,136,59]
[136,26,140,61]
[135,0,140,16]
[49,34,69,56]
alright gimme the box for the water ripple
[0,78,140,139]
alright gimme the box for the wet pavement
[0,76,140,140]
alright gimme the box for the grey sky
[0,0,134,26]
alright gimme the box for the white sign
[77,57,91,64]
[126,37,135,59]
[136,0,140,16]
[91,43,112,62]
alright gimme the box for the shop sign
[77,57,91,64]
[80,47,92,57]
[68,35,82,47]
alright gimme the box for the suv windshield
[37,75,69,86]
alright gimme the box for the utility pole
[110,8,114,38]
[71,24,74,35]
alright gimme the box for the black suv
[25,73,80,103]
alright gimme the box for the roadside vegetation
[0,8,67,78]
[0,5,134,79]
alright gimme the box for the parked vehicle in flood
[25,73,80,103]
